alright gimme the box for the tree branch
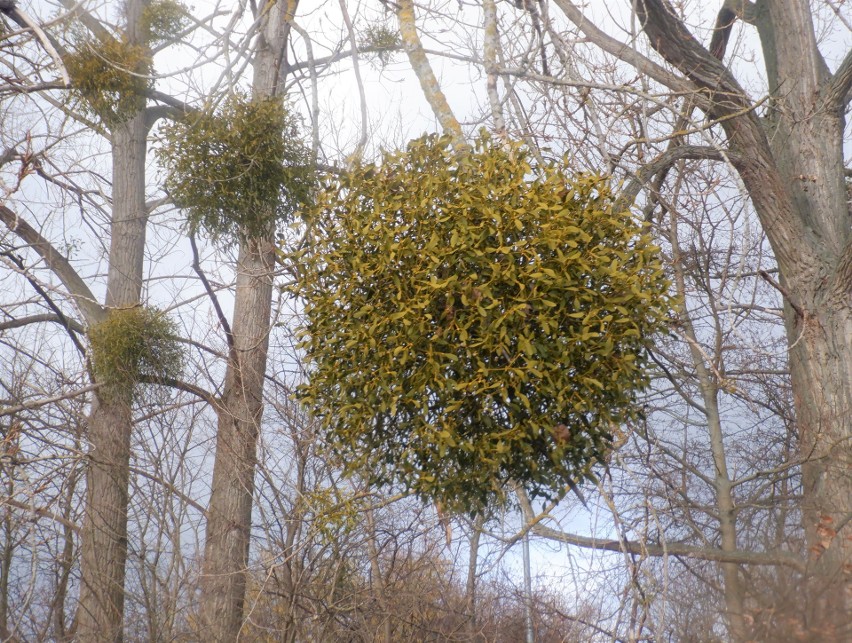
[759,270,804,318]
[0,313,85,334]
[824,47,852,109]
[634,0,749,118]
[515,488,806,571]
[633,0,822,272]
[55,0,110,42]
[2,497,80,534]
[618,145,738,209]
[1,250,88,355]
[551,0,706,109]
[0,205,104,325]
[287,43,400,74]
[0,383,99,418]
[129,465,208,516]
[188,231,234,353]
[136,373,218,409]
[0,1,70,85]
[395,0,464,144]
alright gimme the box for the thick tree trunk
[199,237,275,640]
[76,1,148,636]
[77,118,148,643]
[753,5,851,636]
[76,116,147,643]
[76,394,135,642]
[786,296,852,639]
[199,4,297,638]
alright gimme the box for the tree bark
[199,236,276,640]
[76,1,149,638]
[465,514,484,640]
[396,0,465,145]
[199,2,298,639]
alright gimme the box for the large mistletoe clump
[291,133,672,512]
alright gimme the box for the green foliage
[289,132,673,513]
[360,23,401,66]
[89,306,183,401]
[159,93,314,240]
[66,38,152,126]
[141,0,189,44]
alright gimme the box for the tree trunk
[76,2,148,637]
[752,4,851,636]
[0,431,15,641]
[466,515,484,641]
[199,3,298,638]
[76,121,147,640]
[199,236,276,640]
[76,394,135,642]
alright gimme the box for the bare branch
[0,312,84,334]
[0,205,104,325]
[0,1,70,85]
[1,250,88,355]
[515,489,806,571]
[824,47,852,108]
[2,497,80,534]
[395,0,464,144]
[129,465,208,516]
[0,384,98,418]
[551,0,705,107]
[618,144,737,209]
[188,231,234,352]
[136,374,218,409]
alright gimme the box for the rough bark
[633,1,851,638]
[198,237,276,640]
[198,2,298,639]
[75,1,149,638]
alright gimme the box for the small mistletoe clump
[359,23,401,65]
[158,93,314,240]
[141,0,189,45]
[66,37,152,126]
[88,306,183,401]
